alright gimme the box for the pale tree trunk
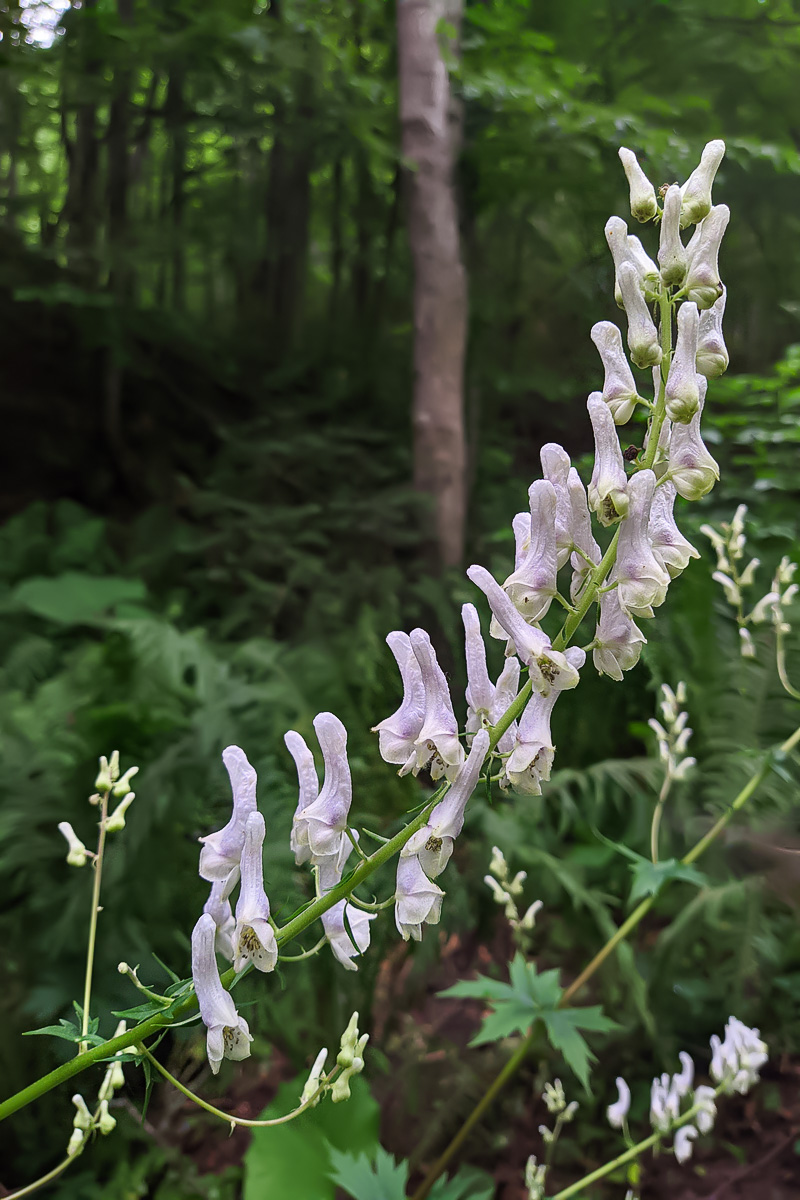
[397,0,467,569]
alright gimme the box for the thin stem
[278,935,328,962]
[3,1156,75,1200]
[80,793,109,1053]
[650,773,672,864]
[348,893,396,912]
[639,292,672,474]
[346,827,369,861]
[776,627,800,701]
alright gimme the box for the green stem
[776,627,800,701]
[639,292,672,474]
[80,793,109,1053]
[3,1156,75,1200]
[650,773,672,864]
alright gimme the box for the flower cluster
[484,845,542,948]
[66,1020,127,1158]
[57,750,139,868]
[648,681,695,783]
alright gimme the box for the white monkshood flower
[540,443,573,567]
[485,873,518,921]
[463,603,494,737]
[685,204,729,309]
[501,480,559,621]
[680,139,726,228]
[618,147,658,222]
[331,1012,369,1103]
[669,381,720,501]
[300,1047,328,1107]
[591,321,641,425]
[395,853,444,941]
[371,631,426,775]
[649,481,700,578]
[568,467,601,601]
[105,792,135,833]
[403,730,491,877]
[524,1155,547,1200]
[739,627,757,659]
[673,1051,695,1097]
[696,287,729,378]
[504,649,586,794]
[285,729,320,865]
[233,812,278,974]
[98,1020,128,1101]
[410,628,466,782]
[607,1076,631,1129]
[587,392,630,526]
[97,1100,116,1135]
[593,586,647,680]
[543,1078,566,1113]
[665,302,701,423]
[191,913,252,1074]
[650,1074,672,1133]
[58,821,88,868]
[628,234,662,297]
[658,184,688,286]
[492,656,521,753]
[199,746,258,883]
[66,1128,85,1158]
[617,260,662,368]
[317,845,375,971]
[694,1085,717,1134]
[710,1016,768,1094]
[615,470,670,619]
[673,1124,699,1163]
[467,565,581,696]
[72,1093,93,1131]
[203,870,239,962]
[292,713,353,863]
[605,216,660,306]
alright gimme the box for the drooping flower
[606,1076,631,1129]
[291,713,353,864]
[285,729,319,865]
[658,184,688,286]
[233,811,278,974]
[317,848,375,971]
[58,821,88,868]
[615,470,670,618]
[665,302,701,423]
[618,147,658,222]
[593,585,647,681]
[649,481,700,578]
[191,913,252,1074]
[501,480,559,621]
[696,286,728,378]
[403,730,491,877]
[540,444,573,567]
[587,392,630,525]
[590,321,641,425]
[203,869,239,961]
[409,629,466,781]
[568,467,601,602]
[668,380,720,501]
[504,648,585,794]
[617,261,662,368]
[394,854,444,941]
[680,139,726,228]
[685,204,729,309]
[462,604,519,752]
[199,746,258,883]
[371,631,426,775]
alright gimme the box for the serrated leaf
[468,998,538,1047]
[22,1019,103,1046]
[429,1165,494,1199]
[438,975,517,1003]
[541,1006,619,1091]
[152,953,181,984]
[628,858,707,904]
[327,1144,409,1200]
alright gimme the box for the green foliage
[327,1145,409,1200]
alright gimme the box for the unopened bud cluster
[648,682,695,782]
[66,1020,127,1157]
[57,751,139,869]
[484,846,542,947]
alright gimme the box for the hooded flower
[191,912,252,1074]
[540,444,573,567]
[501,480,559,621]
[694,1085,717,1134]
[371,631,426,775]
[403,730,491,877]
[317,849,375,971]
[674,1125,699,1163]
[593,585,647,681]
[617,261,662,368]
[467,564,581,695]
[668,379,720,501]
[462,603,519,752]
[292,713,353,863]
[680,139,726,228]
[394,853,444,941]
[607,1077,631,1129]
[199,746,258,883]
[658,184,688,286]
[618,147,658,222]
[233,811,278,974]
[665,302,701,423]
[285,730,319,865]
[710,1016,768,1094]
[649,481,700,578]
[685,204,729,309]
[58,821,88,868]
[587,392,630,525]
[615,470,670,618]
[568,467,601,601]
[605,216,660,306]
[409,629,466,781]
[696,286,728,378]
[203,869,239,961]
[590,321,641,425]
[504,648,585,794]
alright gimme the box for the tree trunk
[397,0,467,570]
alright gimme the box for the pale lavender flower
[696,286,728,378]
[292,713,352,863]
[685,204,729,309]
[199,747,258,883]
[680,139,725,228]
[658,184,688,286]
[191,913,252,1074]
[617,261,662,368]
[618,147,658,222]
[233,812,278,974]
[710,1017,768,1094]
[568,467,601,602]
[501,480,558,621]
[665,302,701,423]
[395,854,444,941]
[462,604,519,752]
[403,730,491,877]
[673,1051,695,1097]
[285,730,319,865]
[540,443,573,567]
[590,321,641,425]
[371,632,426,775]
[616,470,670,618]
[317,848,375,971]
[649,481,700,578]
[669,380,720,501]
[607,1077,631,1129]
[203,869,239,962]
[587,392,630,526]
[504,648,585,794]
[410,629,466,781]
[593,583,647,681]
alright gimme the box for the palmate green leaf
[541,1007,620,1092]
[469,998,539,1047]
[327,1144,409,1200]
[429,1165,494,1199]
[628,858,707,904]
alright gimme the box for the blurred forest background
[2,0,800,1196]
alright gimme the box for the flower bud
[72,1094,93,1130]
[680,139,725,228]
[665,303,700,423]
[105,793,134,833]
[590,321,641,425]
[587,393,629,525]
[67,1128,85,1157]
[97,1099,116,1135]
[618,147,658,222]
[617,262,662,368]
[685,204,729,310]
[696,287,728,377]
[58,821,88,868]
[674,1124,699,1163]
[95,755,114,794]
[300,1048,328,1106]
[605,217,660,306]
[607,1077,631,1129]
[668,380,720,500]
[658,185,688,286]
[112,765,138,798]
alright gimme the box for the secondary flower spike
[285,729,320,865]
[371,631,426,775]
[649,481,700,578]
[395,853,444,941]
[199,746,258,883]
[685,204,729,309]
[617,260,662,368]
[590,321,641,425]
[504,648,585,794]
[410,628,466,781]
[191,913,252,1074]
[403,729,491,877]
[233,811,278,973]
[615,469,670,619]
[593,585,647,681]
[540,443,573,567]
[501,479,558,621]
[696,287,729,378]
[618,147,657,222]
[668,379,720,501]
[292,713,353,864]
[665,301,701,423]
[587,392,629,525]
[680,138,726,228]
[658,184,688,286]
